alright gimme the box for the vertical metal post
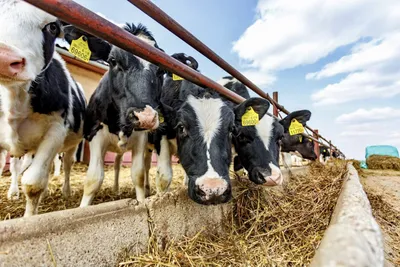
[329,140,333,157]
[273,91,279,117]
[313,130,320,161]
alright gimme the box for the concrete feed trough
[0,165,384,267]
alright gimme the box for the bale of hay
[120,160,348,266]
[366,155,400,171]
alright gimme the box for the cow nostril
[195,186,206,197]
[10,58,25,71]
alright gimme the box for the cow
[79,23,164,207]
[0,1,86,216]
[319,145,339,164]
[280,135,317,168]
[146,53,199,194]
[218,76,314,176]
[6,153,64,200]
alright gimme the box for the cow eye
[108,58,117,67]
[46,22,60,36]
[177,123,187,137]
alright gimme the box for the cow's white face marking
[186,95,226,186]
[255,114,274,152]
[0,0,57,83]
[136,34,155,70]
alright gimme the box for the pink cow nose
[0,46,25,78]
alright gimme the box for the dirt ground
[0,163,186,220]
[360,168,400,266]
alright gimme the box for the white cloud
[336,107,400,124]
[310,33,400,105]
[241,69,276,87]
[96,12,125,27]
[232,0,400,101]
[233,0,400,72]
[340,131,377,137]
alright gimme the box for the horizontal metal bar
[24,0,245,104]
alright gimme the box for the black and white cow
[218,76,313,175]
[80,23,164,206]
[319,145,339,164]
[0,1,86,216]
[146,53,199,193]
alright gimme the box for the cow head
[172,86,234,205]
[106,23,164,135]
[0,1,62,86]
[63,23,111,62]
[232,99,285,186]
[280,110,316,160]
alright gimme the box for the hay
[366,192,400,265]
[120,161,348,267]
[0,163,185,220]
[366,155,400,171]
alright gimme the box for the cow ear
[279,110,311,131]
[234,97,270,123]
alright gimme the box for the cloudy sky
[74,0,400,160]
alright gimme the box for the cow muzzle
[126,105,159,130]
[193,177,231,205]
[250,164,283,186]
[0,44,26,81]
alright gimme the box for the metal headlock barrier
[24,0,345,159]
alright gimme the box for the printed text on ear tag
[241,107,259,126]
[159,113,164,124]
[289,119,305,136]
[172,74,184,81]
[69,36,91,63]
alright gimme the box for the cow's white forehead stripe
[255,114,274,152]
[187,95,224,183]
[136,34,155,70]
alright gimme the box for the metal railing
[24,0,344,159]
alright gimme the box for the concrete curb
[310,163,384,267]
[0,167,306,267]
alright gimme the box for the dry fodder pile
[367,192,400,266]
[0,163,185,220]
[120,161,348,267]
[367,155,400,171]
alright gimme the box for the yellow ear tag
[299,135,303,143]
[241,107,259,126]
[172,73,184,81]
[289,119,304,136]
[69,36,91,63]
[159,113,164,124]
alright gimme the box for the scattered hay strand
[367,155,400,171]
[366,192,400,265]
[121,161,348,267]
[0,163,185,220]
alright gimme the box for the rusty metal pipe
[23,0,245,104]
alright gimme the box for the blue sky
[75,0,400,159]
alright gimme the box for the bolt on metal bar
[24,0,245,104]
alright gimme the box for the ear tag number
[289,119,304,136]
[172,73,184,81]
[159,113,164,124]
[241,107,259,126]
[69,36,91,63]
